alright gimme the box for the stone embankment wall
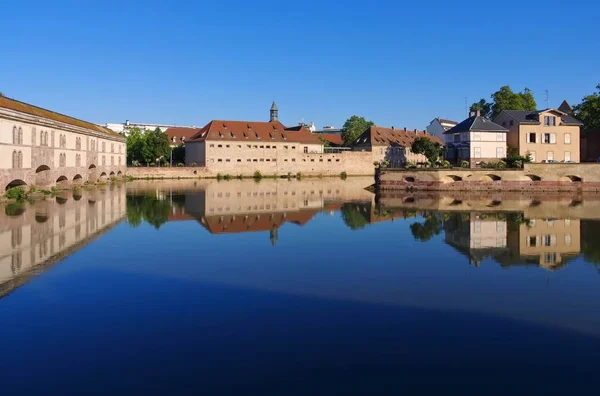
[378,163,600,192]
[128,151,377,179]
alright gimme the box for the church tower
[270,101,278,122]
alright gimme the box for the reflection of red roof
[168,209,195,222]
[318,133,343,146]
[165,127,202,145]
[199,210,318,234]
[188,120,323,144]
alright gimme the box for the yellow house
[493,109,582,163]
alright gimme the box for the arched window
[12,126,17,144]
[12,151,18,168]
[18,151,23,168]
[40,130,44,146]
[32,127,36,145]
[111,156,114,165]
[102,142,106,152]
[18,127,23,144]
[118,156,121,165]
[45,131,49,146]
[111,143,114,153]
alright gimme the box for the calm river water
[2,178,600,394]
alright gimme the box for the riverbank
[377,163,600,192]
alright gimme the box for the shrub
[149,162,156,167]
[237,174,243,179]
[190,162,197,167]
[216,173,223,181]
[340,171,348,180]
[514,160,523,169]
[163,163,169,167]
[498,160,507,169]
[442,160,451,168]
[5,187,26,201]
[29,184,37,193]
[296,172,302,180]
[425,161,431,168]
[461,160,470,168]
[223,174,231,180]
[480,161,488,168]
[253,170,263,180]
[177,162,184,167]
[41,190,52,195]
[406,161,417,169]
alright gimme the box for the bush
[29,184,37,193]
[406,161,417,169]
[442,160,451,168]
[498,160,507,169]
[149,162,156,167]
[190,162,197,167]
[163,163,170,167]
[177,162,184,167]
[461,160,470,168]
[236,174,243,179]
[223,174,232,180]
[216,173,223,181]
[253,170,263,180]
[296,172,302,180]
[5,187,26,201]
[340,171,348,180]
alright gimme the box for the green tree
[490,86,537,119]
[410,215,442,242]
[341,115,374,146]
[411,137,442,164]
[144,128,171,164]
[574,84,600,136]
[341,203,370,230]
[469,99,493,118]
[126,127,149,164]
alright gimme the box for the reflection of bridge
[0,185,127,297]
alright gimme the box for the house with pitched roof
[165,127,201,147]
[444,111,508,166]
[351,126,443,167]
[185,102,324,168]
[426,118,458,142]
[493,109,583,163]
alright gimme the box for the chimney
[391,126,395,131]
[469,111,476,117]
[404,127,407,132]
[476,110,481,117]
[414,128,417,133]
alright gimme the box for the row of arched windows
[76,137,82,150]
[59,153,66,167]
[12,150,23,168]
[40,130,49,146]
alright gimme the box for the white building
[101,120,198,135]
[427,118,458,142]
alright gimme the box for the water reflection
[0,185,126,297]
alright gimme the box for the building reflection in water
[0,184,127,297]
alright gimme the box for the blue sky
[1,0,598,130]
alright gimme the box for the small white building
[427,118,458,142]
[444,111,508,167]
[100,120,198,135]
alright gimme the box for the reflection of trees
[581,220,600,265]
[341,203,371,230]
[410,213,442,242]
[126,195,172,230]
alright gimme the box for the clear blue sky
[1,0,598,130]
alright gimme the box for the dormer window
[223,122,227,128]
[243,132,248,139]
[281,134,287,140]
[230,131,235,138]
[219,132,224,138]
[247,124,252,129]
[255,132,261,139]
[201,131,207,138]
[544,116,557,126]
[172,136,176,142]
[182,137,185,142]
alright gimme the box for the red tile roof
[165,127,202,145]
[318,133,343,146]
[188,120,323,145]
[354,126,442,147]
[0,96,123,139]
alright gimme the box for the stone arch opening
[35,165,52,186]
[6,179,27,191]
[530,200,542,207]
[569,200,582,207]
[526,174,542,181]
[483,174,502,182]
[35,214,49,223]
[89,164,96,169]
[403,197,415,203]
[35,165,50,173]
[73,191,82,201]
[487,200,502,207]
[5,204,26,217]
[445,175,463,182]
[56,175,69,184]
[73,174,83,184]
[404,176,415,183]
[562,175,582,182]
[56,196,68,205]
[449,199,463,206]
[99,172,108,181]
[109,171,115,176]
[117,171,123,176]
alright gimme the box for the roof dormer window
[230,131,235,138]
[219,132,224,138]
[223,122,227,128]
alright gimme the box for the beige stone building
[351,126,443,167]
[0,96,126,191]
[494,109,582,163]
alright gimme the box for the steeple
[270,101,278,122]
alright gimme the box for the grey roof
[498,109,583,126]
[444,115,508,134]
[558,100,574,115]
[270,101,278,111]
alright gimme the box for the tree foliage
[341,115,374,146]
[470,86,537,120]
[341,203,370,230]
[411,137,442,164]
[410,215,442,242]
[126,194,172,229]
[126,127,172,165]
[574,84,600,136]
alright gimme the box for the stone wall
[128,151,377,178]
[378,163,600,192]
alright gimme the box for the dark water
[2,179,600,395]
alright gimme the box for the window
[102,142,106,152]
[544,253,557,264]
[510,120,514,126]
[547,151,554,161]
[32,127,36,145]
[565,133,571,144]
[496,133,505,142]
[218,144,222,148]
[111,143,115,152]
[565,234,572,245]
[474,147,481,158]
[12,126,17,144]
[238,145,241,148]
[543,234,556,247]
[527,236,537,247]
[472,132,481,141]
[564,151,571,162]
[453,134,460,143]
[226,145,230,148]
[237,159,241,162]
[172,136,176,143]
[260,145,264,148]
[292,146,296,149]
[529,151,536,162]
[266,145,270,149]
[284,145,288,149]
[304,147,308,153]
[544,116,557,126]
[496,147,504,158]
[225,159,230,162]
[218,159,222,162]
[543,133,551,144]
[18,127,23,144]
[210,144,214,147]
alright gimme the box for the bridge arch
[109,171,115,176]
[88,164,96,169]
[482,174,502,182]
[73,174,83,184]
[443,175,463,183]
[35,164,52,186]
[99,172,108,181]
[117,171,123,176]
[404,176,415,183]
[525,174,542,181]
[6,179,27,191]
[56,175,69,184]
[561,175,582,182]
